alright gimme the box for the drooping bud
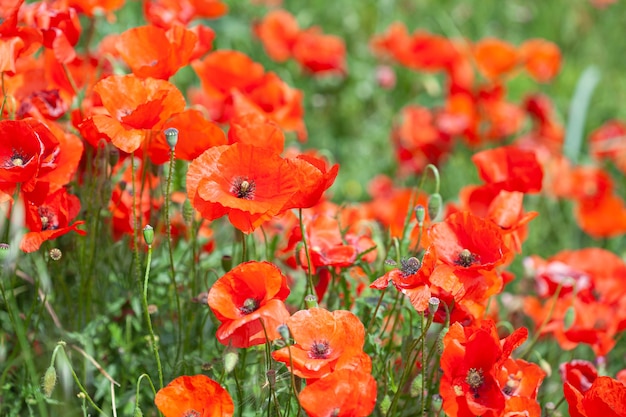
[164,128,179,150]
[49,248,62,261]
[0,243,10,262]
[183,199,194,224]
[437,325,449,354]
[42,365,57,398]
[277,324,291,342]
[109,147,119,167]
[221,255,233,272]
[379,395,391,415]
[266,369,276,389]
[410,374,423,398]
[563,306,576,331]
[427,193,442,221]
[143,225,154,246]
[223,346,239,374]
[134,406,144,417]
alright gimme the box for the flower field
[2,0,626,416]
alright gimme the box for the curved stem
[142,243,164,388]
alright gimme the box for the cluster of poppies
[2,0,626,416]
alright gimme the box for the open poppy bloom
[298,369,377,417]
[144,0,227,28]
[20,187,86,252]
[253,9,300,62]
[473,38,518,80]
[292,27,346,75]
[471,146,543,194]
[519,39,561,83]
[439,320,531,417]
[116,24,199,79]
[561,361,626,417]
[207,261,290,348]
[89,74,186,159]
[272,308,366,379]
[155,374,234,417]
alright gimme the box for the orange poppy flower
[144,0,227,29]
[67,0,124,17]
[272,308,366,379]
[155,375,234,417]
[253,9,300,62]
[90,74,186,156]
[439,320,529,417]
[20,187,86,252]
[207,261,290,348]
[519,39,561,83]
[473,38,518,80]
[590,119,626,173]
[298,369,377,417]
[186,143,299,233]
[292,28,346,75]
[116,24,198,79]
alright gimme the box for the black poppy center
[38,207,59,231]
[309,340,330,359]
[239,298,259,315]
[455,248,477,267]
[230,177,256,200]
[400,257,421,277]
[466,367,485,398]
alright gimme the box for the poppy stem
[134,374,158,416]
[57,346,108,416]
[0,72,7,118]
[141,241,164,389]
[365,286,387,335]
[240,229,248,263]
[298,208,315,298]
[164,148,183,365]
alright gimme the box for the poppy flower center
[239,298,259,315]
[5,150,27,168]
[465,367,485,398]
[182,410,201,417]
[38,207,59,231]
[455,248,477,267]
[400,257,421,277]
[308,340,330,359]
[230,177,256,200]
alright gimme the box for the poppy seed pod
[143,225,154,246]
[415,204,426,226]
[304,294,318,309]
[164,128,179,150]
[0,243,10,261]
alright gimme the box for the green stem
[365,287,387,335]
[298,208,315,299]
[521,282,564,359]
[164,149,183,365]
[141,242,164,389]
[58,348,107,416]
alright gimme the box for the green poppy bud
[164,128,179,150]
[427,193,442,221]
[142,225,154,246]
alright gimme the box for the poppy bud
[267,369,276,389]
[563,306,576,331]
[183,199,194,224]
[427,193,442,221]
[379,395,391,415]
[164,128,179,150]
[134,407,144,417]
[143,225,154,246]
[431,394,443,409]
[223,346,239,374]
[42,365,57,398]
[221,255,233,272]
[437,325,449,354]
[49,248,62,261]
[304,294,318,309]
[410,374,423,397]
[414,205,426,226]
[109,147,119,167]
[277,324,291,342]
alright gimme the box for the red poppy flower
[590,119,626,173]
[253,9,300,62]
[187,143,299,233]
[67,0,124,16]
[272,308,366,379]
[22,2,81,64]
[227,113,285,154]
[144,0,227,29]
[564,374,626,417]
[471,146,543,193]
[116,24,198,79]
[90,74,186,157]
[155,375,234,417]
[207,261,290,348]
[292,28,346,75]
[428,211,510,271]
[439,320,529,417]
[20,187,86,252]
[473,38,518,80]
[298,369,377,417]
[519,39,561,83]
